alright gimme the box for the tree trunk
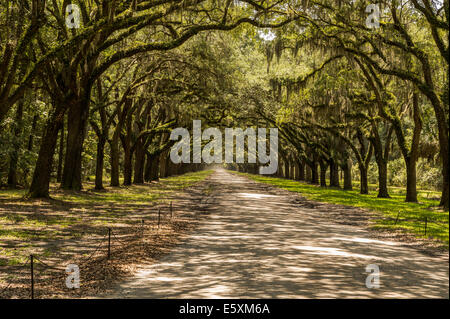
[110,98,130,187]
[23,114,39,184]
[133,140,145,184]
[284,161,290,179]
[319,160,327,187]
[391,93,422,203]
[405,157,418,202]
[298,160,305,180]
[28,106,65,198]
[56,119,64,183]
[441,159,449,210]
[165,153,172,177]
[377,159,390,198]
[294,161,300,180]
[159,151,168,178]
[7,100,24,187]
[305,162,312,182]
[94,137,106,190]
[329,159,340,188]
[359,166,369,194]
[310,161,319,184]
[61,99,89,190]
[123,141,132,185]
[144,153,152,182]
[150,154,160,181]
[343,159,352,190]
[277,161,283,177]
[27,115,39,151]
[110,135,120,186]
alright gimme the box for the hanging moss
[274,37,283,62]
[269,78,277,93]
[265,42,274,72]
[301,0,310,10]
[292,40,302,58]
[286,82,293,101]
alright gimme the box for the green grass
[0,170,213,204]
[0,170,213,266]
[234,171,449,247]
[54,170,214,205]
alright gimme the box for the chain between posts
[0,202,175,299]
[0,257,30,297]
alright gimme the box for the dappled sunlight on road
[105,169,449,299]
[291,246,379,259]
[236,193,279,199]
[330,237,398,246]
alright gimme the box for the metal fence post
[158,208,161,228]
[424,217,428,236]
[30,255,34,299]
[108,228,111,259]
[394,211,400,225]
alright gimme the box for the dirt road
[106,169,449,298]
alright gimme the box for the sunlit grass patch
[0,246,32,266]
[0,170,213,267]
[50,170,213,205]
[160,170,214,189]
[234,171,448,247]
[0,189,27,200]
[0,229,32,240]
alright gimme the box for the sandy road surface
[105,169,448,298]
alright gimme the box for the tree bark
[133,139,145,184]
[377,159,390,198]
[319,160,327,187]
[310,161,319,184]
[159,151,168,178]
[277,161,283,177]
[329,159,340,188]
[94,136,106,190]
[56,119,64,183]
[343,159,352,190]
[110,134,120,186]
[441,158,449,210]
[284,161,290,179]
[7,100,24,187]
[144,153,152,182]
[61,98,89,190]
[165,152,172,177]
[360,166,369,194]
[305,162,312,182]
[298,160,305,180]
[28,106,65,198]
[294,161,300,180]
[150,154,160,181]
[405,157,418,202]
[371,125,393,198]
[123,139,133,185]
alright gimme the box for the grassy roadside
[233,171,448,247]
[0,170,213,267]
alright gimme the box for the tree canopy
[0,0,448,210]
